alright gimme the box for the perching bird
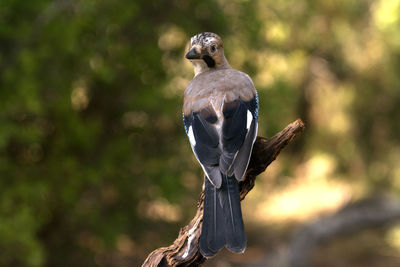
[183,32,258,257]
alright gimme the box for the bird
[182,32,258,257]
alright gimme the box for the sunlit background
[1,0,400,266]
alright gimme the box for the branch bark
[142,119,305,267]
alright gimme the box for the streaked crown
[190,32,223,48]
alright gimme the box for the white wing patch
[246,110,253,130]
[227,111,254,177]
[188,126,196,146]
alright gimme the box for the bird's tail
[200,173,246,257]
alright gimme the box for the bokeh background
[1,0,400,266]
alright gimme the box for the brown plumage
[183,68,256,116]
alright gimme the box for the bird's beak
[185,48,201,59]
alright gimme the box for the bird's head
[185,32,229,76]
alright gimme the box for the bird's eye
[210,45,216,53]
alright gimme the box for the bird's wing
[220,95,258,181]
[183,94,258,186]
[183,108,223,188]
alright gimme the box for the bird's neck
[192,56,231,77]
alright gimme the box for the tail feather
[200,174,246,258]
[218,174,246,253]
[200,176,225,257]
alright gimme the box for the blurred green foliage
[1,0,400,266]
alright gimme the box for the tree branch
[142,119,305,267]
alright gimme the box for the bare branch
[142,119,305,267]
